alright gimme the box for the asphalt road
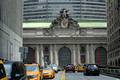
[43,71,120,80]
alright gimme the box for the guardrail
[100,66,120,75]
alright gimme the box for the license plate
[92,69,94,71]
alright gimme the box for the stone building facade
[23,27,107,67]
[23,9,107,68]
[0,0,23,61]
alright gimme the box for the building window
[44,47,49,53]
[80,47,86,54]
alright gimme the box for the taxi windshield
[80,64,84,66]
[42,66,52,70]
[25,65,38,72]
[4,64,12,77]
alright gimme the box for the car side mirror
[15,74,21,77]
[40,69,43,72]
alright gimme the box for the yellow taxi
[25,63,43,80]
[41,65,55,79]
[75,65,78,71]
[0,60,7,80]
[77,63,86,72]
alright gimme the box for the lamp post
[34,46,36,63]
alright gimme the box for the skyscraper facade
[23,0,106,22]
[106,0,120,66]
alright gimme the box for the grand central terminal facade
[23,9,107,68]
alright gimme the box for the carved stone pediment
[50,8,79,29]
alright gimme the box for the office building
[106,0,120,66]
[23,0,106,22]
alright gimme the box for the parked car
[58,67,62,71]
[3,61,28,80]
[0,60,7,80]
[75,65,78,71]
[41,65,55,79]
[65,64,75,73]
[25,63,43,80]
[50,64,58,73]
[84,64,100,76]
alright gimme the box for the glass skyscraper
[23,0,106,22]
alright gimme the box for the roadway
[43,71,120,80]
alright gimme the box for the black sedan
[84,64,100,76]
[3,61,28,80]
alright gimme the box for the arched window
[95,46,107,66]
[80,47,86,54]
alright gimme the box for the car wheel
[97,74,99,76]
[65,70,67,73]
[84,73,88,76]
[40,77,42,80]
[84,73,86,75]
[73,71,75,73]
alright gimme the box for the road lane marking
[61,71,65,80]
[61,71,64,80]
[63,71,65,80]
[54,71,61,80]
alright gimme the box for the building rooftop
[23,20,107,28]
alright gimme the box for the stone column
[36,45,40,64]
[91,44,95,64]
[50,44,53,64]
[40,44,44,65]
[73,44,76,65]
[86,44,90,64]
[78,44,81,64]
[54,44,58,66]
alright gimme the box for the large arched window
[58,47,71,68]
[24,47,34,63]
[95,46,107,66]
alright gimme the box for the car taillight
[86,68,90,70]
[66,67,69,68]
[97,68,100,70]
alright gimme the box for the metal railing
[100,66,120,75]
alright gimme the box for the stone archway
[58,47,71,68]
[95,46,107,66]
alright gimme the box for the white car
[50,64,58,73]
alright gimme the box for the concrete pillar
[50,44,53,64]
[40,44,44,65]
[86,44,90,64]
[91,44,95,64]
[78,44,81,64]
[36,45,40,64]
[54,44,58,66]
[73,44,76,65]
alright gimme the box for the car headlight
[32,75,38,78]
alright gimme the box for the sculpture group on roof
[50,8,79,29]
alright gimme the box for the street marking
[61,71,65,80]
[61,71,64,80]
[63,71,65,80]
[54,71,61,80]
